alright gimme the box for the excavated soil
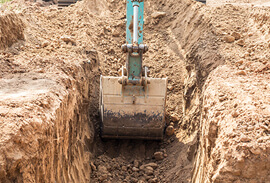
[0,0,269,182]
[0,12,24,49]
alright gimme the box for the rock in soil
[154,152,164,160]
[231,32,241,40]
[223,35,235,43]
[144,166,154,175]
[151,12,166,18]
[166,125,175,136]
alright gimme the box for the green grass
[0,0,12,4]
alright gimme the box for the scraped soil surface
[0,0,269,182]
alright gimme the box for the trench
[3,0,269,182]
[48,0,209,182]
[56,0,270,182]
[89,62,191,182]
[86,0,207,182]
[88,24,191,183]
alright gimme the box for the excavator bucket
[100,76,167,140]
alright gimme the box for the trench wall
[0,60,97,182]
[0,13,24,50]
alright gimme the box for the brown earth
[193,65,270,183]
[0,12,24,49]
[207,0,270,7]
[0,0,269,182]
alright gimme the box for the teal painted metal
[128,54,142,81]
[126,0,144,81]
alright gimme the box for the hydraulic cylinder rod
[133,2,139,44]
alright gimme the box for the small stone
[144,163,158,169]
[201,70,207,77]
[154,152,164,160]
[236,70,247,76]
[133,160,140,168]
[139,165,145,171]
[112,29,120,37]
[60,35,76,45]
[236,60,244,65]
[231,32,241,40]
[231,111,239,118]
[170,113,179,122]
[41,40,50,48]
[166,125,174,136]
[236,39,245,46]
[223,35,235,43]
[161,63,165,67]
[250,148,261,155]
[121,166,127,171]
[151,12,166,18]
[132,167,139,172]
[240,136,251,142]
[239,65,245,70]
[168,85,174,91]
[144,166,154,175]
[98,165,108,173]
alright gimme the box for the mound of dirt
[0,12,24,49]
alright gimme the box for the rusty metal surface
[100,76,167,140]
